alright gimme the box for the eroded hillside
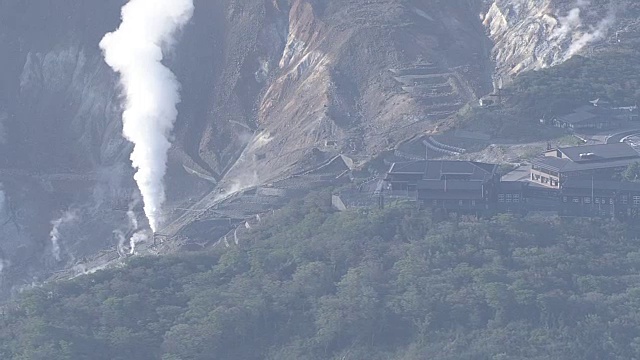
[484,0,640,82]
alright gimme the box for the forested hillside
[2,193,640,359]
[458,50,640,139]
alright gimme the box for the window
[433,200,438,206]
[595,198,600,204]
[623,196,628,204]
[506,194,512,203]
[459,200,464,206]
[584,197,591,204]
[573,197,580,203]
[498,194,505,203]
[634,196,640,205]
[563,196,568,203]
[610,198,614,205]
[514,194,520,203]
[471,200,476,206]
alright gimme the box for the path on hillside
[0,169,97,181]
[606,129,640,144]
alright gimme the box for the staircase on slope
[390,63,468,121]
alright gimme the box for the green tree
[623,161,640,182]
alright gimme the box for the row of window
[498,193,520,203]
[622,195,640,205]
[427,194,640,206]
[562,195,640,205]
[432,200,478,206]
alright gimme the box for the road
[606,129,640,144]
[0,169,97,181]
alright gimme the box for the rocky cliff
[483,0,639,84]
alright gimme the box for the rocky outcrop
[219,0,494,192]
[483,0,636,85]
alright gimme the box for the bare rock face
[483,0,637,84]
[218,0,495,191]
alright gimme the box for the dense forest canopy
[2,192,640,359]
[513,51,640,114]
[458,50,640,139]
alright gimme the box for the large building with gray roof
[530,143,640,188]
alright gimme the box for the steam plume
[113,230,127,256]
[49,211,78,261]
[129,231,148,255]
[564,5,616,60]
[99,0,195,232]
[114,199,141,256]
[550,0,618,62]
[551,7,582,40]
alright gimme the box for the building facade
[530,143,640,188]
[559,180,640,219]
[385,159,640,221]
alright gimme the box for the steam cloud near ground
[551,0,618,61]
[49,211,78,262]
[99,0,195,232]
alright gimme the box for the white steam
[564,6,616,60]
[127,206,140,231]
[114,230,127,256]
[129,231,148,255]
[551,0,618,61]
[114,199,142,256]
[99,0,195,232]
[551,8,582,40]
[49,211,78,261]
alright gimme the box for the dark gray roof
[497,181,528,191]
[419,192,485,199]
[563,179,640,192]
[417,180,484,190]
[424,161,496,181]
[532,156,639,173]
[531,156,571,172]
[388,160,497,181]
[388,161,427,174]
[558,143,640,163]
[418,180,485,199]
[557,112,598,125]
